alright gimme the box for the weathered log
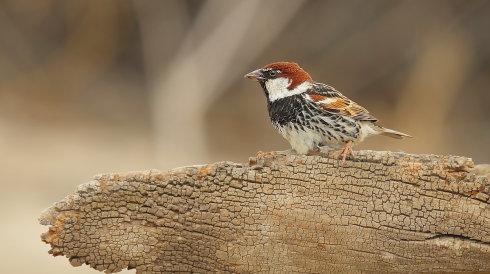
[39,150,490,273]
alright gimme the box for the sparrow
[245,61,411,162]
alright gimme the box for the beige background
[0,1,488,273]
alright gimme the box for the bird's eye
[269,70,278,77]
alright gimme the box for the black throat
[267,95,308,126]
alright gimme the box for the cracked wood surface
[39,150,490,273]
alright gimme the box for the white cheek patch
[266,78,312,102]
[265,77,291,100]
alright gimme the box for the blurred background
[0,0,489,273]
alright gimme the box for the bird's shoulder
[304,82,378,122]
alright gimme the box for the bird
[244,61,411,162]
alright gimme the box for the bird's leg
[338,141,353,163]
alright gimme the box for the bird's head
[245,62,313,102]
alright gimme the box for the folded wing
[305,83,378,122]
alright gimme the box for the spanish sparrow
[245,61,411,162]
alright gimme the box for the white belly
[274,121,379,154]
[274,123,324,154]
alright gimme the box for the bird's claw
[338,141,354,164]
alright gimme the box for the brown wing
[306,83,378,122]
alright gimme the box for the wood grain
[39,150,490,273]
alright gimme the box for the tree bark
[39,150,490,273]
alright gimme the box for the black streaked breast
[268,95,316,126]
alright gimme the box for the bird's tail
[380,127,412,139]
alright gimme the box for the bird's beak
[244,69,265,80]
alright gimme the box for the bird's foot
[250,150,278,166]
[338,141,354,164]
[255,150,277,158]
[306,147,322,156]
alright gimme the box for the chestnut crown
[245,62,313,90]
